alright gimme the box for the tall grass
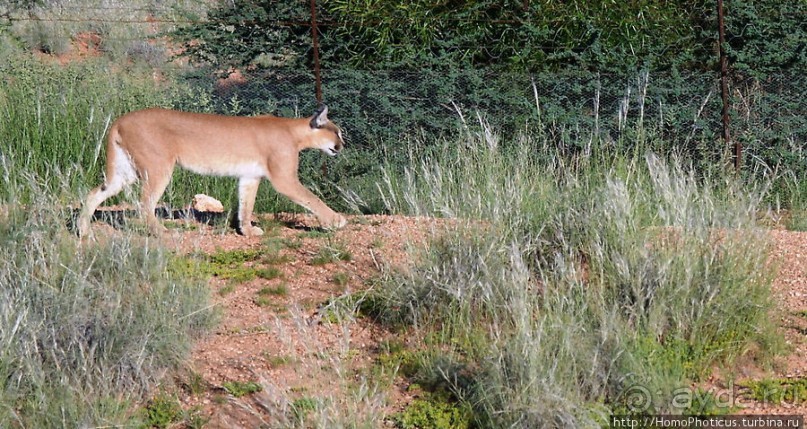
[0,165,216,427]
[0,49,172,201]
[376,125,782,427]
[0,48,330,216]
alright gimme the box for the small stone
[193,194,225,213]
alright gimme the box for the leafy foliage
[324,0,712,72]
[392,396,472,429]
[170,0,717,72]
[168,0,803,76]
[170,0,312,74]
[723,0,807,79]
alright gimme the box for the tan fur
[78,105,347,237]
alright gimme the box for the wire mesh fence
[182,67,805,170]
[3,5,805,175]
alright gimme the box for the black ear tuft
[310,104,329,128]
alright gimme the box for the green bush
[143,392,184,429]
[393,396,472,429]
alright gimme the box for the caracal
[77,104,347,237]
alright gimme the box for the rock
[193,194,224,213]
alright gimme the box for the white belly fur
[180,160,268,179]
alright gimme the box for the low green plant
[222,380,263,398]
[743,378,807,406]
[331,271,350,287]
[311,242,352,265]
[184,407,211,429]
[290,397,319,423]
[376,344,423,380]
[278,237,304,250]
[254,296,272,307]
[258,284,289,297]
[678,389,736,415]
[256,266,283,280]
[265,354,295,368]
[172,248,267,283]
[392,394,472,429]
[208,248,264,265]
[319,291,385,324]
[143,392,183,429]
[182,371,208,397]
[262,250,295,265]
[218,283,236,296]
[787,211,807,232]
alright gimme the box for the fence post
[717,0,738,172]
[310,0,323,104]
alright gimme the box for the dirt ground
[161,214,441,427]
[737,230,807,415]
[138,214,806,426]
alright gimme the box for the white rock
[192,194,224,213]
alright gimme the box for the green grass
[255,283,288,307]
[319,291,386,324]
[172,248,272,283]
[261,249,295,265]
[0,49,172,204]
[258,284,289,297]
[255,284,288,309]
[331,271,350,287]
[218,283,236,296]
[291,397,319,423]
[786,209,807,232]
[373,130,784,425]
[207,248,263,265]
[256,266,284,280]
[264,354,295,368]
[0,48,309,215]
[181,371,208,397]
[0,172,217,427]
[222,380,263,398]
[311,241,353,265]
[0,43,801,426]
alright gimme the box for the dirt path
[735,230,807,415]
[166,214,439,427]
[158,216,806,426]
